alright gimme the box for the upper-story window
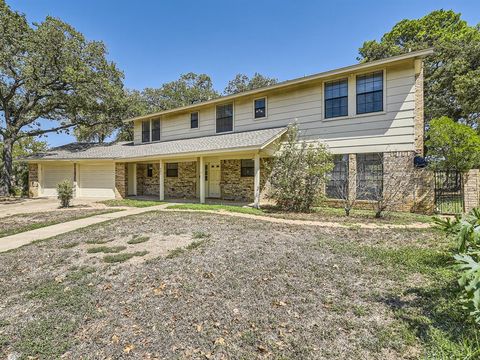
[191,112,199,129]
[325,79,348,118]
[356,71,383,114]
[254,97,267,119]
[142,120,150,143]
[216,103,233,133]
[152,119,160,141]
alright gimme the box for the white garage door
[41,164,74,197]
[78,163,115,198]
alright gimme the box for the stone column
[115,163,127,199]
[348,154,357,201]
[199,156,205,204]
[28,163,39,198]
[159,159,164,201]
[254,153,260,208]
[464,169,480,213]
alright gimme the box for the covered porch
[117,152,271,208]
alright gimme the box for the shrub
[435,208,480,323]
[267,124,333,212]
[57,180,74,208]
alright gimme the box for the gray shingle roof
[26,127,287,161]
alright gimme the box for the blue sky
[7,0,480,146]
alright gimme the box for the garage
[77,163,115,198]
[40,163,74,197]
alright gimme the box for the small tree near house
[267,125,333,212]
[57,180,74,208]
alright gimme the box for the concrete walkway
[0,204,169,253]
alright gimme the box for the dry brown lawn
[0,211,475,359]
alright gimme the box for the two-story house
[26,48,433,210]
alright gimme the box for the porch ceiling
[24,127,287,162]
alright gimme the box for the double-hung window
[142,120,150,143]
[356,71,383,114]
[254,98,267,119]
[166,163,178,177]
[216,103,233,133]
[326,155,349,198]
[191,112,199,129]
[324,79,348,118]
[356,153,383,200]
[240,159,254,177]
[152,119,160,141]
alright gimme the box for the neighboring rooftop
[124,48,434,123]
[24,127,287,161]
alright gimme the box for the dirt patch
[0,211,456,359]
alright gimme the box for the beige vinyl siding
[133,62,417,153]
[77,163,115,198]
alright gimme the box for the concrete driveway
[0,197,110,218]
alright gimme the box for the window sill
[322,111,386,122]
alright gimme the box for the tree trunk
[345,207,350,216]
[0,138,14,197]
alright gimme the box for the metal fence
[434,170,464,214]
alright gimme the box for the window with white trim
[142,120,150,143]
[356,71,383,114]
[152,119,160,141]
[190,112,199,129]
[216,103,233,133]
[254,98,266,119]
[325,79,348,118]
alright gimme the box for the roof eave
[123,48,434,123]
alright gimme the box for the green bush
[435,208,480,323]
[267,124,333,212]
[57,180,74,208]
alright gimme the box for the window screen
[191,112,199,129]
[166,163,178,177]
[142,120,150,143]
[152,119,160,141]
[254,98,266,119]
[241,159,254,177]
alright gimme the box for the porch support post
[159,159,164,201]
[254,153,260,208]
[199,156,205,204]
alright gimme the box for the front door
[208,161,221,198]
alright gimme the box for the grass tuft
[192,231,210,239]
[127,235,150,244]
[103,251,148,263]
[87,245,126,254]
[166,247,186,259]
[60,241,80,249]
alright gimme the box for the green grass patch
[103,251,148,263]
[318,237,478,357]
[87,245,126,254]
[192,231,210,239]
[99,199,165,208]
[166,247,186,259]
[312,206,433,224]
[85,238,113,245]
[186,240,208,251]
[127,235,150,244]
[167,203,264,215]
[60,241,80,249]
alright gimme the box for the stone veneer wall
[136,162,197,198]
[28,163,39,197]
[114,163,128,199]
[220,159,270,202]
[165,161,197,198]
